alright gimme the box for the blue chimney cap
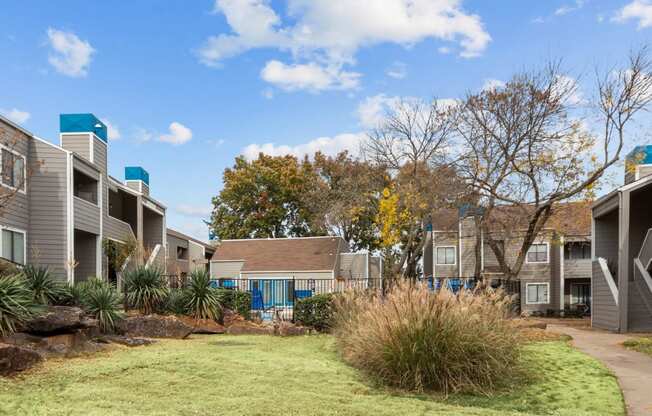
[59,114,107,142]
[627,145,652,165]
[125,166,149,186]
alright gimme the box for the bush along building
[0,113,169,286]
[592,145,652,332]
[423,202,592,316]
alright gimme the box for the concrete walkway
[548,324,652,416]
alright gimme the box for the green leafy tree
[210,154,318,239]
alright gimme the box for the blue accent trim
[59,114,107,142]
[627,145,652,165]
[125,166,150,185]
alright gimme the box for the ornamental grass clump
[332,281,522,395]
[124,266,168,315]
[186,270,221,320]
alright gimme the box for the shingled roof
[430,201,592,236]
[210,236,347,272]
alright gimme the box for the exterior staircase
[631,228,652,331]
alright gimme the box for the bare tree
[0,129,28,215]
[456,48,652,280]
[365,99,461,278]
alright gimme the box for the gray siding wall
[211,260,244,279]
[594,210,619,265]
[592,260,620,330]
[433,231,459,278]
[27,138,69,280]
[104,216,135,242]
[166,234,189,275]
[628,271,652,331]
[338,253,367,279]
[74,197,100,234]
[61,134,91,161]
[423,231,433,277]
[565,259,592,279]
[188,241,205,273]
[74,231,97,281]
[0,120,30,247]
[73,158,99,180]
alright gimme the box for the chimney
[625,145,652,185]
[125,166,150,196]
[59,113,107,166]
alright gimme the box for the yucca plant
[185,270,221,320]
[123,266,168,315]
[21,265,66,305]
[163,288,189,315]
[0,274,40,336]
[81,282,124,332]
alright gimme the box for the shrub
[21,265,66,305]
[186,270,221,320]
[123,266,168,315]
[81,281,124,332]
[215,288,251,320]
[332,282,522,394]
[294,293,334,331]
[0,259,20,277]
[0,274,40,336]
[163,288,189,315]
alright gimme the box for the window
[526,243,548,263]
[1,148,25,191]
[526,283,549,304]
[1,228,25,265]
[176,246,188,260]
[436,246,456,265]
[564,241,591,260]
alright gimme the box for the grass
[0,336,624,416]
[623,337,652,356]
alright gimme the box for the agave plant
[81,282,124,332]
[0,274,40,336]
[186,270,221,320]
[123,266,168,315]
[21,265,66,305]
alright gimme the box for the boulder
[226,321,274,335]
[223,309,245,327]
[275,322,308,337]
[24,306,95,335]
[0,343,43,376]
[177,316,226,334]
[97,335,156,347]
[116,314,194,339]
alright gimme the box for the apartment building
[166,227,216,277]
[423,202,592,315]
[592,145,652,332]
[0,113,166,285]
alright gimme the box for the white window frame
[435,246,457,266]
[525,282,549,305]
[525,242,549,264]
[0,225,27,265]
[0,144,27,194]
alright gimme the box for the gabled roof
[211,236,347,272]
[431,201,592,236]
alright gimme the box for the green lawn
[623,337,652,357]
[0,335,624,416]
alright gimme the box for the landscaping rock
[0,343,43,376]
[274,322,308,337]
[223,309,245,327]
[177,316,226,334]
[97,335,156,347]
[116,314,194,339]
[226,321,274,335]
[24,306,95,335]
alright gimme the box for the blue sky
[1,0,651,240]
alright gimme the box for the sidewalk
[548,324,652,416]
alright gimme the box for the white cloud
[242,132,365,160]
[555,75,585,105]
[613,0,652,28]
[133,127,154,143]
[357,94,404,129]
[199,0,491,90]
[531,16,546,24]
[1,108,30,124]
[158,122,193,145]
[176,204,212,218]
[100,118,121,140]
[261,88,274,99]
[46,28,95,77]
[261,60,360,92]
[481,78,505,91]
[386,61,407,79]
[176,220,211,241]
[437,46,452,54]
[555,0,585,16]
